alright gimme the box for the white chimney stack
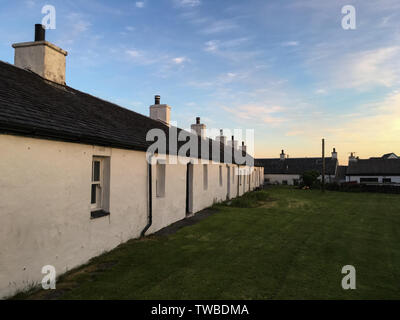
[280,150,286,160]
[349,152,357,163]
[191,117,206,139]
[12,24,68,85]
[216,129,227,145]
[150,95,171,125]
[332,148,337,159]
[228,136,238,150]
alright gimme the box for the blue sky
[1,0,399,163]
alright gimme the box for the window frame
[91,157,103,211]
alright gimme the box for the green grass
[16,187,400,300]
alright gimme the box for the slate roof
[382,153,398,159]
[347,159,400,176]
[335,165,348,180]
[0,60,252,165]
[254,157,338,175]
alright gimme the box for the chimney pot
[220,129,223,136]
[35,24,45,42]
[191,117,206,138]
[155,95,160,105]
[280,149,286,160]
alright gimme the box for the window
[219,165,223,186]
[293,179,299,186]
[91,158,102,210]
[360,178,378,183]
[91,156,110,218]
[383,178,392,184]
[203,164,208,190]
[156,162,166,198]
[282,180,288,185]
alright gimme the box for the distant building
[255,149,339,185]
[370,153,399,160]
[346,153,400,184]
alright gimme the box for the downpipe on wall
[141,154,153,237]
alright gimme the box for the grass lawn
[17,187,400,300]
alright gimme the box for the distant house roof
[254,157,338,175]
[0,60,252,165]
[382,153,398,159]
[347,159,400,176]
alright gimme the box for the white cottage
[346,153,400,184]
[255,149,339,185]
[0,25,264,298]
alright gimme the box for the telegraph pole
[322,138,325,192]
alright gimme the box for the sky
[0,0,399,164]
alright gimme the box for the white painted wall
[264,174,300,185]
[0,134,262,298]
[346,176,400,183]
[264,173,336,185]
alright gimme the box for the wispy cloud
[222,104,287,126]
[172,57,188,64]
[125,49,189,74]
[174,0,201,8]
[311,46,400,90]
[203,38,259,62]
[24,0,35,8]
[55,12,92,48]
[136,2,145,8]
[125,49,160,65]
[282,41,299,47]
[200,20,237,34]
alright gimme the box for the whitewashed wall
[0,135,261,298]
[264,174,300,185]
[346,176,400,183]
[264,173,336,185]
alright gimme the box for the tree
[301,170,320,188]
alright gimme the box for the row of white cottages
[0,26,263,298]
[255,149,339,185]
[256,150,400,186]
